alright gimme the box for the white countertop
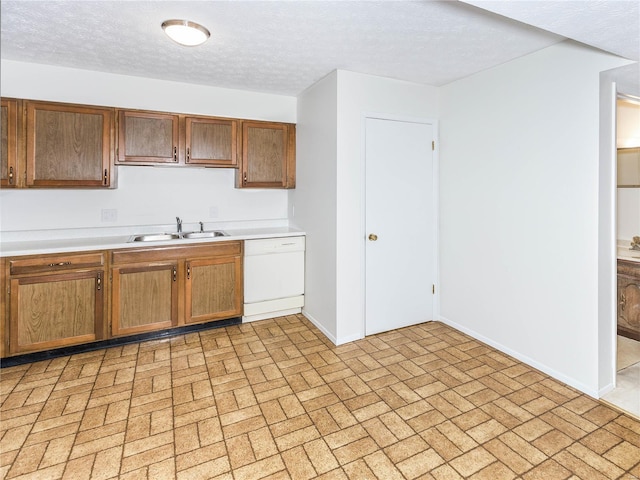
[617,244,640,263]
[0,223,305,257]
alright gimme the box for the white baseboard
[439,315,599,399]
[598,383,615,397]
[301,309,338,345]
[243,296,304,322]
[243,307,302,323]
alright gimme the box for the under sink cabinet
[618,259,640,340]
[5,252,106,355]
[110,241,242,337]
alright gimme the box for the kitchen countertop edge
[0,227,306,257]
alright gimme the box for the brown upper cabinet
[186,116,238,167]
[1,98,19,187]
[1,98,295,189]
[237,121,296,188]
[117,110,239,167]
[26,101,114,187]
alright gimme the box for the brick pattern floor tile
[1,315,639,479]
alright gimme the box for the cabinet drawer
[112,241,242,265]
[9,252,105,275]
[618,259,640,278]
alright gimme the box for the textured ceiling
[0,1,637,96]
[462,0,639,95]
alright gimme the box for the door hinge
[432,140,435,151]
[432,284,435,294]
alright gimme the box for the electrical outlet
[101,208,117,222]
[209,206,219,218]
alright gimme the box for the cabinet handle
[187,264,191,280]
[173,267,177,282]
[186,147,190,163]
[620,292,626,311]
[103,169,108,185]
[48,261,72,267]
[96,273,102,291]
[9,166,13,185]
[243,172,247,185]
[174,146,178,162]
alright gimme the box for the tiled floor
[617,336,640,371]
[1,315,640,480]
[602,336,640,418]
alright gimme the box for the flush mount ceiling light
[161,19,210,46]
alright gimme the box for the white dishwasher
[243,236,305,322]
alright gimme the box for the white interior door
[365,117,435,335]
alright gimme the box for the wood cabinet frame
[111,262,179,336]
[2,97,296,189]
[25,101,114,187]
[1,98,20,188]
[117,110,180,165]
[117,109,240,168]
[6,251,106,355]
[237,121,296,189]
[618,260,640,340]
[2,241,244,357]
[185,255,243,324]
[110,241,243,334]
[185,116,239,167]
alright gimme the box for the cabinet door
[9,270,104,354]
[1,98,19,187]
[26,101,113,187]
[185,116,238,167]
[618,273,640,340]
[118,110,180,164]
[239,121,295,188]
[185,256,242,324]
[111,263,178,336]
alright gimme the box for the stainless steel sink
[182,231,227,239]
[128,231,226,242]
[129,233,181,242]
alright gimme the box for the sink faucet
[632,236,640,251]
[176,216,182,234]
[199,221,204,233]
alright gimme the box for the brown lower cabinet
[185,256,242,324]
[6,252,106,355]
[110,241,243,337]
[618,259,640,340]
[111,262,179,336]
[1,241,243,357]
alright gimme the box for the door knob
[368,233,378,241]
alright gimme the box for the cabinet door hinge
[432,284,435,294]
[432,140,435,151]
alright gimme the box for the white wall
[616,98,640,243]
[334,71,439,343]
[439,42,630,396]
[0,60,296,232]
[292,72,339,341]
[294,70,439,344]
[618,189,640,241]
